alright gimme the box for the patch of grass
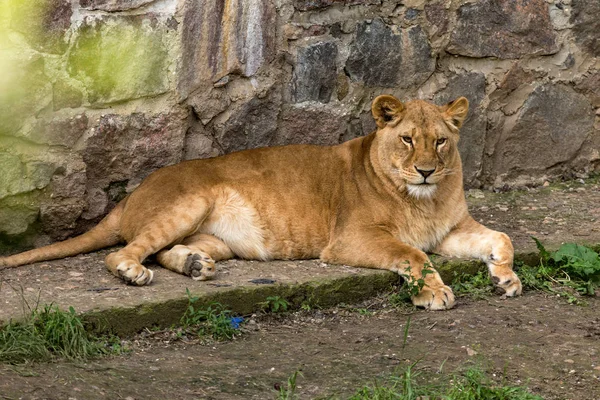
[519,239,600,304]
[451,270,494,299]
[387,291,412,308]
[181,289,240,341]
[260,296,290,313]
[347,364,542,400]
[0,304,120,364]
[337,302,376,316]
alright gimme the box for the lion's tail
[0,201,125,268]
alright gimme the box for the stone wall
[0,0,599,251]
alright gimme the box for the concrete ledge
[0,249,553,336]
[83,271,399,336]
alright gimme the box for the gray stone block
[345,19,434,88]
[292,42,338,103]
[447,0,558,59]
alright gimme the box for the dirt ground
[1,292,599,400]
[466,179,600,253]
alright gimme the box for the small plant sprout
[276,370,302,400]
[261,296,290,313]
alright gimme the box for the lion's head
[371,95,469,199]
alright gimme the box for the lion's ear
[372,95,405,129]
[442,97,469,130]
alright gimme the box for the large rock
[276,104,349,146]
[0,193,42,237]
[447,0,558,59]
[345,20,435,88]
[425,2,450,37]
[68,15,172,104]
[187,87,231,124]
[183,123,222,161]
[81,111,187,215]
[0,150,56,201]
[80,0,156,12]
[52,79,84,111]
[22,114,88,147]
[575,69,600,108]
[292,41,338,103]
[0,54,52,136]
[211,92,281,153]
[489,84,594,179]
[9,0,71,54]
[179,0,277,98]
[570,0,600,57]
[293,0,381,11]
[435,72,487,186]
[0,135,85,240]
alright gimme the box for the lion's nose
[415,167,435,179]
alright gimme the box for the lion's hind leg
[105,197,214,285]
[157,233,234,281]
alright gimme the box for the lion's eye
[436,138,447,146]
[401,136,413,145]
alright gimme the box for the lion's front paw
[412,284,456,310]
[491,270,522,297]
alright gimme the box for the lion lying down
[0,95,522,310]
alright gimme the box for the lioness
[0,95,522,310]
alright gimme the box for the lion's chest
[395,212,456,252]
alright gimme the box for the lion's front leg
[321,230,455,310]
[435,216,522,297]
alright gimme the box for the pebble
[467,189,485,199]
[466,347,478,356]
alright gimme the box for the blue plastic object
[230,317,244,329]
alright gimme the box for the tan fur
[0,95,522,310]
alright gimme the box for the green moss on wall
[68,17,170,104]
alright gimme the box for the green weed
[276,370,302,400]
[261,296,290,313]
[386,263,435,309]
[400,263,435,298]
[520,239,600,304]
[401,316,411,350]
[0,304,119,364]
[181,289,239,341]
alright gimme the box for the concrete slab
[1,179,599,334]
